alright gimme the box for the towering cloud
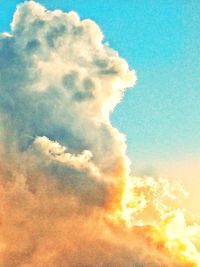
[0,0,135,208]
[0,2,200,267]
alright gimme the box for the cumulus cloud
[0,0,136,208]
[0,1,199,267]
[0,167,196,267]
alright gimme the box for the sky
[1,2,200,266]
[0,0,200,207]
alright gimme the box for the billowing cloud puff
[0,2,200,267]
[0,0,136,207]
[1,165,185,267]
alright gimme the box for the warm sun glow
[108,174,200,267]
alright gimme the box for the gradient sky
[1,1,200,203]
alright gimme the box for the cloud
[0,0,136,208]
[1,168,181,267]
[0,1,199,267]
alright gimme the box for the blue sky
[0,0,200,178]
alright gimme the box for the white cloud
[0,0,136,208]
